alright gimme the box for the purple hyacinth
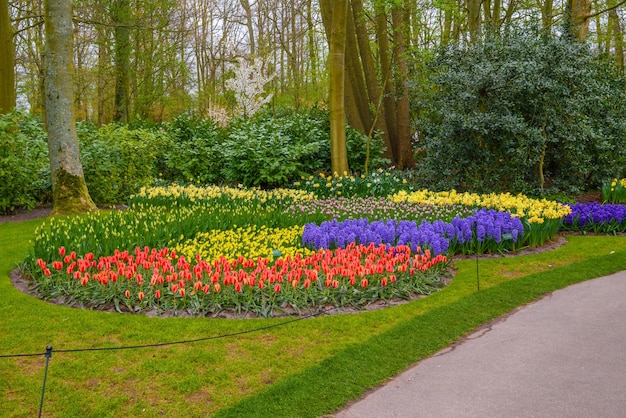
[563,203,626,228]
[302,209,525,256]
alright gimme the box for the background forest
[1,0,626,213]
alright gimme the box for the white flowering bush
[226,57,274,117]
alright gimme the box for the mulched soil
[0,206,52,223]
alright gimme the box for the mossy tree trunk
[0,0,15,114]
[44,0,97,216]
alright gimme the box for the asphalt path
[334,270,626,418]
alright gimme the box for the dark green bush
[414,28,626,195]
[0,111,49,214]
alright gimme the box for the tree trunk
[112,0,131,123]
[540,0,554,29]
[491,0,501,28]
[306,0,317,89]
[351,0,393,162]
[391,4,416,169]
[467,0,482,43]
[567,0,591,40]
[328,0,349,175]
[344,6,371,132]
[44,0,96,216]
[609,6,624,72]
[0,0,15,114]
[376,5,399,162]
[240,0,256,55]
[442,4,452,46]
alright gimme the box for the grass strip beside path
[215,245,626,418]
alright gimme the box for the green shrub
[80,124,167,204]
[261,107,389,175]
[414,27,626,195]
[0,111,49,214]
[221,116,322,187]
[159,113,224,184]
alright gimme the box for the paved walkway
[334,270,626,418]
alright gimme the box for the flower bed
[391,189,570,246]
[563,203,626,233]
[602,178,626,204]
[32,243,447,317]
[285,196,476,223]
[26,182,626,318]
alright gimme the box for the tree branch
[586,0,626,19]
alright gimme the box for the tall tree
[0,0,15,113]
[608,0,624,71]
[112,0,131,122]
[328,0,349,175]
[44,0,96,215]
[567,0,592,40]
[467,0,482,42]
[391,2,416,169]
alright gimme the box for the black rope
[0,306,337,359]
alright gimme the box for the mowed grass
[1,219,625,417]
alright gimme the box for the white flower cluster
[225,57,274,117]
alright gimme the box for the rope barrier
[0,305,337,359]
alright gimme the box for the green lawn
[2,219,625,417]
